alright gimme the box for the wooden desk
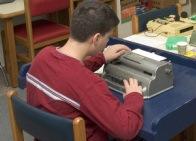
[0,0,24,87]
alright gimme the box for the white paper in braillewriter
[132,48,166,61]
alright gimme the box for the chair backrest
[29,0,69,17]
[6,89,86,141]
[23,0,73,53]
[18,63,31,89]
[132,4,182,34]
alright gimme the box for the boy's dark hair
[70,0,119,42]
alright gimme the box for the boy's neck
[57,38,91,61]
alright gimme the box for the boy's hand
[123,78,143,98]
[103,44,130,63]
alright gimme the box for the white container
[177,41,188,55]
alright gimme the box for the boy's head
[70,0,119,42]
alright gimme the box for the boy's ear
[92,33,101,44]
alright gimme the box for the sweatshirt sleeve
[83,53,106,72]
[79,79,144,140]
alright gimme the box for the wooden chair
[14,0,74,62]
[132,4,182,34]
[6,89,87,141]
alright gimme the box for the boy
[27,1,144,141]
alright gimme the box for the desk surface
[0,0,24,19]
[109,37,196,141]
[124,33,196,56]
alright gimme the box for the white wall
[190,0,196,14]
[182,1,191,16]
[116,0,132,38]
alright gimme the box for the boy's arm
[83,53,106,72]
[83,44,130,71]
[80,80,144,140]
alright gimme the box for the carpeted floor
[0,76,33,141]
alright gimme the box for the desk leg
[110,0,118,36]
[3,18,18,87]
[171,132,184,141]
[171,124,196,141]
[184,124,196,141]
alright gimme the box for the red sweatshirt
[27,46,144,141]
